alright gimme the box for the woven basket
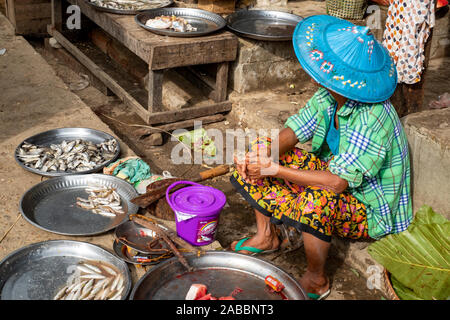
[370,0,390,6]
[383,269,400,300]
[326,0,368,20]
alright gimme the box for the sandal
[307,289,331,300]
[232,237,279,256]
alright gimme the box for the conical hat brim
[292,15,397,103]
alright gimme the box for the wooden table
[48,0,238,125]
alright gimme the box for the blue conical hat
[292,15,397,103]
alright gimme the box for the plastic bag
[174,128,217,157]
[103,157,152,186]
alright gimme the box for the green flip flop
[233,237,278,256]
[307,289,331,300]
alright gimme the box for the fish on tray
[53,260,124,300]
[76,185,124,218]
[16,138,117,173]
[145,15,197,32]
[89,0,172,11]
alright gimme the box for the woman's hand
[246,152,279,184]
[234,152,248,180]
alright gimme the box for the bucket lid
[170,185,226,216]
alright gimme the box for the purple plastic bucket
[166,181,226,246]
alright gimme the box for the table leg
[214,62,229,102]
[147,69,164,113]
[51,0,64,31]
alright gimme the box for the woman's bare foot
[230,209,280,255]
[299,270,330,297]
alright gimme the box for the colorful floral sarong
[230,140,370,242]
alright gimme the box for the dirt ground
[19,35,397,300]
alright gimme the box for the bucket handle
[165,180,203,208]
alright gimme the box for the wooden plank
[88,28,148,81]
[13,17,50,34]
[12,0,50,4]
[214,62,229,102]
[14,2,51,21]
[147,101,232,125]
[0,0,5,15]
[48,25,151,123]
[135,114,226,136]
[5,0,17,28]
[149,37,238,70]
[65,0,238,67]
[6,0,51,35]
[51,0,62,30]
[147,69,164,113]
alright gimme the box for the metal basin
[130,251,308,300]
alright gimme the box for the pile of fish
[54,261,125,300]
[88,0,172,11]
[76,186,124,218]
[145,15,198,32]
[16,139,117,173]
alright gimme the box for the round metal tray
[226,10,304,41]
[130,251,308,300]
[115,220,168,254]
[84,0,174,15]
[14,127,120,177]
[20,174,139,236]
[113,239,172,266]
[135,8,226,37]
[0,240,132,300]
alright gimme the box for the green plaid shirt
[285,88,413,239]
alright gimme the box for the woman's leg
[230,209,280,254]
[299,232,330,295]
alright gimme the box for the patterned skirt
[230,139,369,242]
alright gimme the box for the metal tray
[115,220,168,254]
[130,251,308,300]
[226,10,303,41]
[135,8,226,37]
[14,127,120,177]
[0,240,131,300]
[113,239,172,266]
[84,0,174,15]
[20,174,139,236]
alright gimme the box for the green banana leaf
[390,275,423,300]
[368,206,450,300]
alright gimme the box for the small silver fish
[77,264,99,275]
[80,273,106,280]
[54,285,69,300]
[82,263,103,274]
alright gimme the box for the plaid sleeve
[284,91,321,143]
[328,122,388,189]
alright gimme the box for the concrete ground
[0,13,153,284]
